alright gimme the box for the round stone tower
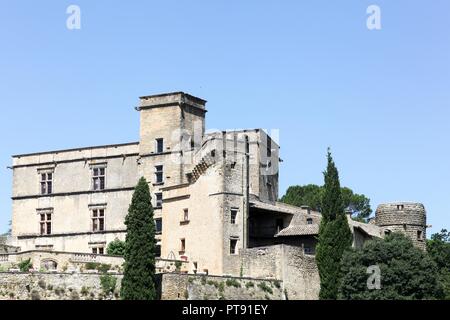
[375,202,427,251]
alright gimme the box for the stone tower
[375,202,427,250]
[137,92,207,187]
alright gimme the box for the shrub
[246,281,255,289]
[18,259,33,272]
[258,282,273,294]
[273,281,281,289]
[97,264,111,274]
[225,278,241,288]
[100,275,117,296]
[85,262,99,270]
[107,239,126,256]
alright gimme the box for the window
[40,172,53,195]
[397,204,404,211]
[155,165,164,183]
[92,247,104,255]
[92,209,105,232]
[180,239,186,253]
[155,193,163,208]
[183,209,189,222]
[417,230,423,241]
[156,138,164,153]
[155,218,162,234]
[39,212,52,235]
[307,218,313,225]
[155,245,161,258]
[266,137,272,157]
[92,167,106,191]
[230,239,238,255]
[304,247,314,255]
[230,209,238,224]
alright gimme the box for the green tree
[120,177,157,300]
[315,149,353,299]
[427,229,450,299]
[107,239,126,256]
[339,233,444,299]
[281,186,372,221]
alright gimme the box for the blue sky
[0,1,449,236]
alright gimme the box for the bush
[85,262,99,270]
[107,239,126,256]
[245,281,255,289]
[225,278,241,288]
[97,264,111,274]
[18,258,33,272]
[339,233,444,299]
[84,262,110,273]
[100,275,117,296]
[257,282,273,294]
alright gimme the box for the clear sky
[0,1,449,236]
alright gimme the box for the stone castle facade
[4,91,428,299]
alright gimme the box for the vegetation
[339,233,444,299]
[257,282,273,294]
[315,149,352,299]
[18,258,33,272]
[100,275,117,296]
[106,239,126,256]
[427,229,450,299]
[225,278,241,288]
[84,262,111,273]
[120,177,157,300]
[281,185,372,221]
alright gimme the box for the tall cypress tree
[120,177,157,300]
[315,149,352,299]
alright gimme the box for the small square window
[307,218,313,225]
[155,193,163,208]
[417,230,423,241]
[155,165,164,183]
[156,138,164,153]
[230,239,238,255]
[155,218,162,234]
[397,204,404,211]
[230,209,238,224]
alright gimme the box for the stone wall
[160,273,284,300]
[239,244,320,300]
[0,272,122,300]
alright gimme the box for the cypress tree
[120,177,157,300]
[315,149,353,299]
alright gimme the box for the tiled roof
[275,224,319,237]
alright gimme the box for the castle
[2,91,428,299]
